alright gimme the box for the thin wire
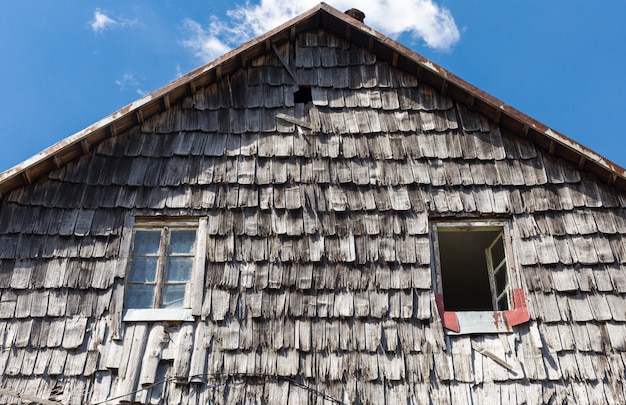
[93,373,346,405]
[92,379,168,404]
[193,373,345,404]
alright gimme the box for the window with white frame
[123,218,206,321]
[432,220,528,334]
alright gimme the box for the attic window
[126,227,196,309]
[438,225,510,310]
[123,218,207,322]
[294,86,312,103]
[432,220,529,334]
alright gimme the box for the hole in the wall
[294,86,312,103]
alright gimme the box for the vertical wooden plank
[108,278,126,341]
[138,324,167,386]
[173,322,195,380]
[114,322,148,403]
[92,371,113,404]
[114,323,136,377]
[188,322,208,383]
[430,224,443,294]
[115,214,135,278]
[192,217,208,316]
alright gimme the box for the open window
[432,220,529,334]
[123,218,207,321]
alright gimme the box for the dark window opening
[294,86,312,103]
[437,226,511,311]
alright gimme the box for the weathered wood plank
[172,323,195,380]
[114,322,148,403]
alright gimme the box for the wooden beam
[290,26,296,42]
[493,109,501,124]
[276,113,312,129]
[164,94,171,110]
[81,139,90,154]
[440,80,448,96]
[467,95,475,109]
[471,342,514,371]
[549,141,556,154]
[22,170,32,185]
[416,65,424,82]
[272,43,299,84]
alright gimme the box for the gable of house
[1,4,626,404]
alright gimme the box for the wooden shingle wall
[1,30,626,404]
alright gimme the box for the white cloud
[115,73,148,96]
[115,73,139,90]
[90,9,138,33]
[180,19,232,62]
[90,9,118,33]
[182,0,460,62]
[354,0,460,51]
[175,65,184,80]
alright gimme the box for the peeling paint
[422,61,440,73]
[546,128,603,162]
[361,26,378,37]
[492,311,507,328]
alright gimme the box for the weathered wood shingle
[1,8,626,405]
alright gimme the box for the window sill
[435,289,530,335]
[123,308,194,322]
[442,311,512,335]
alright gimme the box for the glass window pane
[166,258,193,281]
[134,230,162,255]
[491,236,506,268]
[497,293,509,311]
[494,266,509,296]
[169,230,196,254]
[162,284,187,308]
[126,284,155,308]
[129,257,158,282]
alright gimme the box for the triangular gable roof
[1,2,624,196]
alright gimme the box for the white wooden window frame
[122,217,207,322]
[431,219,528,334]
[485,229,511,310]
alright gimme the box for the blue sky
[1,1,625,173]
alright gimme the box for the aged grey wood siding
[1,30,626,404]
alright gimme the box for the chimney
[345,8,365,22]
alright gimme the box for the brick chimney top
[345,8,365,22]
